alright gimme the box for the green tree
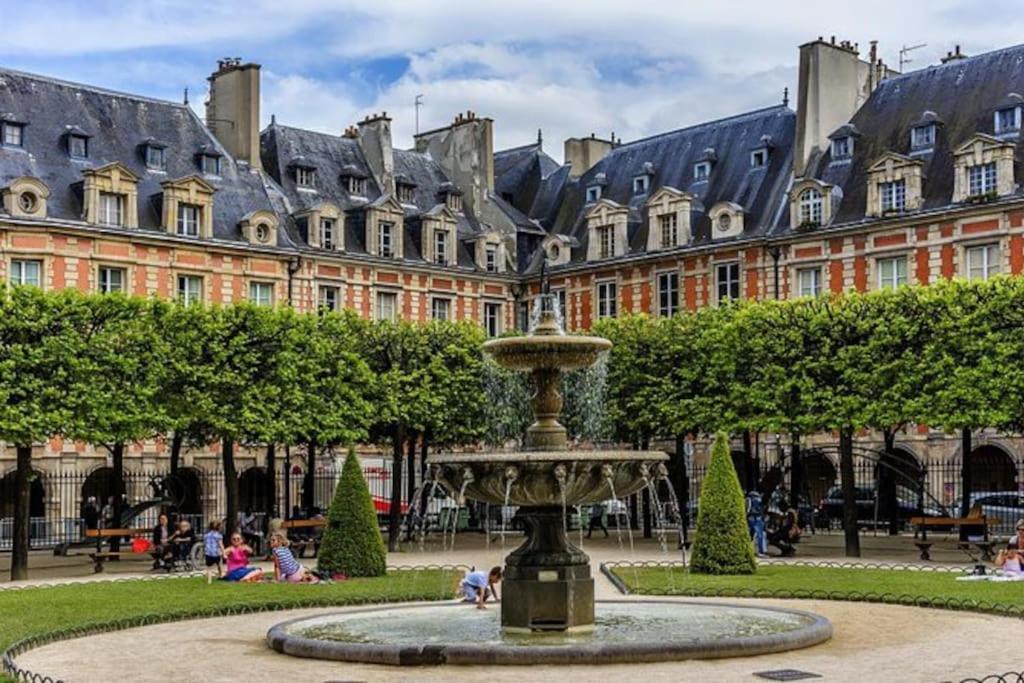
[690,432,756,575]
[0,288,93,580]
[317,448,387,577]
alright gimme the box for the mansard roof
[525,104,795,271]
[494,140,559,212]
[804,42,1024,228]
[0,66,285,245]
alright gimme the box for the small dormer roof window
[750,149,768,168]
[65,126,91,159]
[910,111,941,151]
[339,164,369,196]
[196,146,223,176]
[828,123,860,161]
[632,175,649,195]
[585,185,602,202]
[693,161,711,182]
[289,156,317,189]
[141,139,167,170]
[1,115,25,148]
[994,93,1023,136]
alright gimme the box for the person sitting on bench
[169,519,196,563]
[151,513,173,569]
[768,501,801,557]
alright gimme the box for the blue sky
[2,1,1023,161]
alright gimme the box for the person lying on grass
[270,533,318,583]
[221,532,264,583]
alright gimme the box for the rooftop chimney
[941,44,968,63]
[356,112,395,196]
[563,134,614,177]
[414,111,495,215]
[205,58,262,170]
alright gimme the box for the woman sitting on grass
[270,533,318,583]
[222,532,264,583]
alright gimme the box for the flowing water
[446,478,470,552]
[605,476,639,586]
[659,476,688,564]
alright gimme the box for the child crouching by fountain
[270,533,318,583]
[461,566,502,609]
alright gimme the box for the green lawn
[614,564,1024,610]
[0,568,459,681]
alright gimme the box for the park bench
[280,518,325,558]
[84,528,151,573]
[909,516,998,561]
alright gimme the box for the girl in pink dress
[222,533,263,582]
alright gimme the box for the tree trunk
[839,428,861,557]
[10,444,32,581]
[961,428,973,519]
[302,439,317,513]
[265,443,277,520]
[388,426,405,552]
[222,437,239,534]
[641,487,653,539]
[407,432,417,504]
[742,430,754,491]
[789,432,802,511]
[879,429,899,536]
[110,442,126,553]
[283,445,292,520]
[169,431,183,476]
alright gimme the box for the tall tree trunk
[789,432,802,511]
[222,437,239,534]
[169,431,183,476]
[742,430,754,491]
[839,427,861,557]
[283,445,292,520]
[879,429,899,536]
[110,442,126,553]
[388,426,405,552]
[10,444,32,581]
[265,443,277,520]
[419,432,431,517]
[960,428,973,519]
[302,439,317,513]
[406,432,417,504]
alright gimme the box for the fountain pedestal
[501,506,594,632]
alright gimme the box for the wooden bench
[909,516,998,561]
[280,519,325,558]
[84,528,151,573]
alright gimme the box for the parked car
[818,485,947,529]
[954,491,1024,536]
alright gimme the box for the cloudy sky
[2,1,1023,161]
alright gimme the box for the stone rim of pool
[266,600,833,666]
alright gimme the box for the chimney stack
[205,58,262,170]
[563,134,614,177]
[356,112,395,196]
[941,44,968,63]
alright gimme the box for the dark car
[818,485,946,529]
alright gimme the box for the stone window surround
[645,187,692,251]
[708,201,745,240]
[713,259,742,304]
[6,255,48,289]
[542,235,573,266]
[374,287,400,322]
[422,211,458,266]
[789,178,835,230]
[429,293,453,321]
[317,281,344,311]
[869,249,915,291]
[96,262,131,294]
[654,267,680,317]
[173,270,206,304]
[952,134,1016,203]
[1,176,51,220]
[594,277,619,319]
[585,200,628,262]
[248,279,275,306]
[81,163,140,229]
[475,233,505,273]
[238,209,279,247]
[160,176,216,239]
[297,202,343,251]
[366,201,406,260]
[959,237,1007,280]
[792,264,824,299]
[865,153,924,218]
[482,299,503,336]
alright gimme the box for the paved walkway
[18,595,1021,682]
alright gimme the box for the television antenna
[899,43,927,72]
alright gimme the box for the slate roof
[0,67,287,246]
[494,141,559,217]
[802,42,1024,229]
[520,105,796,271]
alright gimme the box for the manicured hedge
[689,432,756,575]
[317,448,387,577]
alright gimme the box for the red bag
[132,537,152,554]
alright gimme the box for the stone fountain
[427,292,667,632]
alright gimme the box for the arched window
[798,188,823,225]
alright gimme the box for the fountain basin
[267,601,833,666]
[427,450,669,506]
[483,335,612,371]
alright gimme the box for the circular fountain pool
[267,601,832,666]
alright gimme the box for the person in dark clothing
[586,502,609,539]
[82,497,99,531]
[151,513,173,569]
[168,519,196,565]
[768,501,800,557]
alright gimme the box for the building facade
[3,38,1024,512]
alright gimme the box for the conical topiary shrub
[690,432,756,575]
[317,447,387,577]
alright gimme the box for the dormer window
[798,188,823,226]
[632,175,649,195]
[378,221,394,258]
[296,167,316,189]
[68,133,88,159]
[659,213,678,248]
[201,154,220,175]
[398,183,416,204]
[434,229,449,265]
[879,179,906,213]
[347,176,367,195]
[750,149,768,168]
[911,124,935,149]
[968,161,998,196]
[177,203,202,237]
[831,136,852,159]
[446,192,462,212]
[596,225,614,259]
[693,161,711,182]
[98,192,124,226]
[996,106,1021,135]
[585,185,602,203]
[485,244,498,272]
[321,217,337,250]
[1,121,24,147]
[145,145,166,171]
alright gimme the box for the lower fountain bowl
[426,450,669,506]
[267,600,833,666]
